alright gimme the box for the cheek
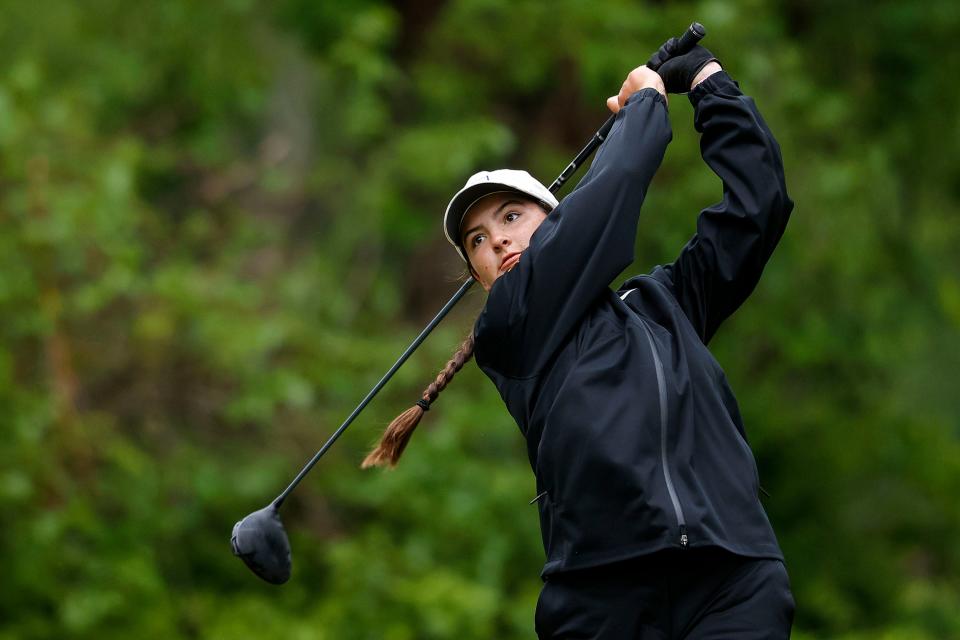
[528,210,548,232]
[482,251,500,274]
[521,219,543,242]
[471,248,496,275]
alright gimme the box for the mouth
[499,252,522,274]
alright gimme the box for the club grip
[675,22,706,56]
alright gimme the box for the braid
[361,332,475,469]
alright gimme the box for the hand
[654,42,720,94]
[606,66,667,114]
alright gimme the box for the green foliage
[0,0,958,637]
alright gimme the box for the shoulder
[618,269,676,300]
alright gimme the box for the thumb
[606,95,620,113]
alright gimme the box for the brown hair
[361,332,476,468]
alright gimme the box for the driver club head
[231,501,292,584]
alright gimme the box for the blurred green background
[2,1,959,638]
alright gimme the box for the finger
[606,95,620,113]
[617,83,632,109]
[647,37,677,71]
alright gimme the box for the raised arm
[651,70,793,344]
[475,73,672,377]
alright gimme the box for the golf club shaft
[275,277,474,505]
[274,22,706,505]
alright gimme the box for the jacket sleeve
[651,71,793,344]
[474,88,671,377]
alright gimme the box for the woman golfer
[365,44,795,639]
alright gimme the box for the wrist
[691,61,722,90]
[651,75,667,101]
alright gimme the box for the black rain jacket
[473,72,793,577]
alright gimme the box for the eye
[505,211,520,223]
[470,234,485,248]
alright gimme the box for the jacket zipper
[622,289,688,547]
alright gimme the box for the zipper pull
[529,490,548,505]
[679,525,689,547]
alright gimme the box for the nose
[490,231,511,251]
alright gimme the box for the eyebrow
[461,199,524,244]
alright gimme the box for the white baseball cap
[443,169,558,262]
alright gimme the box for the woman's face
[459,192,548,291]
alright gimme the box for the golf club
[231,22,707,585]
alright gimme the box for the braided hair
[361,332,475,468]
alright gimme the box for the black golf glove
[649,39,719,94]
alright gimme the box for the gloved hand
[649,39,719,94]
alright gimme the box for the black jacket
[473,72,793,577]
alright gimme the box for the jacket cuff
[626,87,668,109]
[688,70,741,107]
